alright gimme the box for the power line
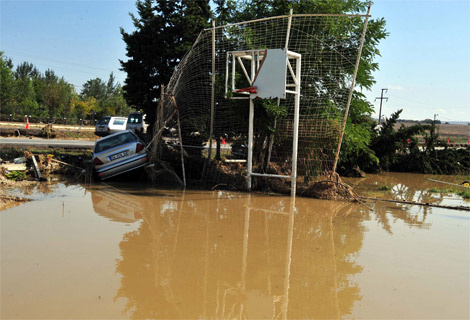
[4,50,116,73]
[22,61,110,78]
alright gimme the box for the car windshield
[113,119,126,125]
[128,114,142,124]
[95,132,137,153]
[97,117,110,125]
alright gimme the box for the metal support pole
[247,99,254,190]
[247,51,256,190]
[176,105,186,188]
[158,85,164,158]
[285,9,293,49]
[291,55,301,197]
[332,2,371,173]
[208,20,216,162]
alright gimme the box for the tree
[0,52,15,114]
[75,97,99,121]
[214,0,388,174]
[15,62,41,80]
[81,73,130,118]
[81,78,107,101]
[13,63,37,115]
[41,69,75,121]
[120,0,211,132]
[369,109,427,171]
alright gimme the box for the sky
[1,0,469,122]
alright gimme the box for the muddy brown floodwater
[1,173,469,319]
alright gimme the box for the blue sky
[1,0,469,122]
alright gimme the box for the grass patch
[456,190,470,199]
[429,187,470,199]
[56,130,96,140]
[429,188,452,193]
[5,170,27,181]
[378,185,390,191]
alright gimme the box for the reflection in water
[343,173,468,234]
[90,186,144,223]
[106,189,366,319]
[2,175,467,319]
[345,172,469,206]
[370,200,431,234]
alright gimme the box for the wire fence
[149,11,369,192]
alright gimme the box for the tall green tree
[81,72,129,118]
[214,0,388,174]
[41,69,75,121]
[0,52,15,114]
[13,62,38,116]
[81,78,107,101]
[120,0,211,130]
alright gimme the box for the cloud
[387,85,406,91]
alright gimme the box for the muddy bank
[0,173,33,210]
[0,124,97,140]
[0,148,93,210]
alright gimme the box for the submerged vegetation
[378,185,390,191]
[429,188,470,199]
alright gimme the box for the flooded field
[1,173,469,319]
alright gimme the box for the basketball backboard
[225,48,300,100]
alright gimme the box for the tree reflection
[112,190,366,319]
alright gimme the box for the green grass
[429,188,452,193]
[378,185,390,191]
[456,190,470,199]
[428,187,470,199]
[5,170,27,181]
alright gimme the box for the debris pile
[207,160,359,200]
[41,124,56,138]
[298,172,359,200]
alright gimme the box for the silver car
[92,130,149,180]
[95,116,128,137]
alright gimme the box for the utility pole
[375,88,388,125]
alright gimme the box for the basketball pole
[247,51,256,190]
[291,54,301,197]
[247,98,254,190]
[285,9,300,197]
